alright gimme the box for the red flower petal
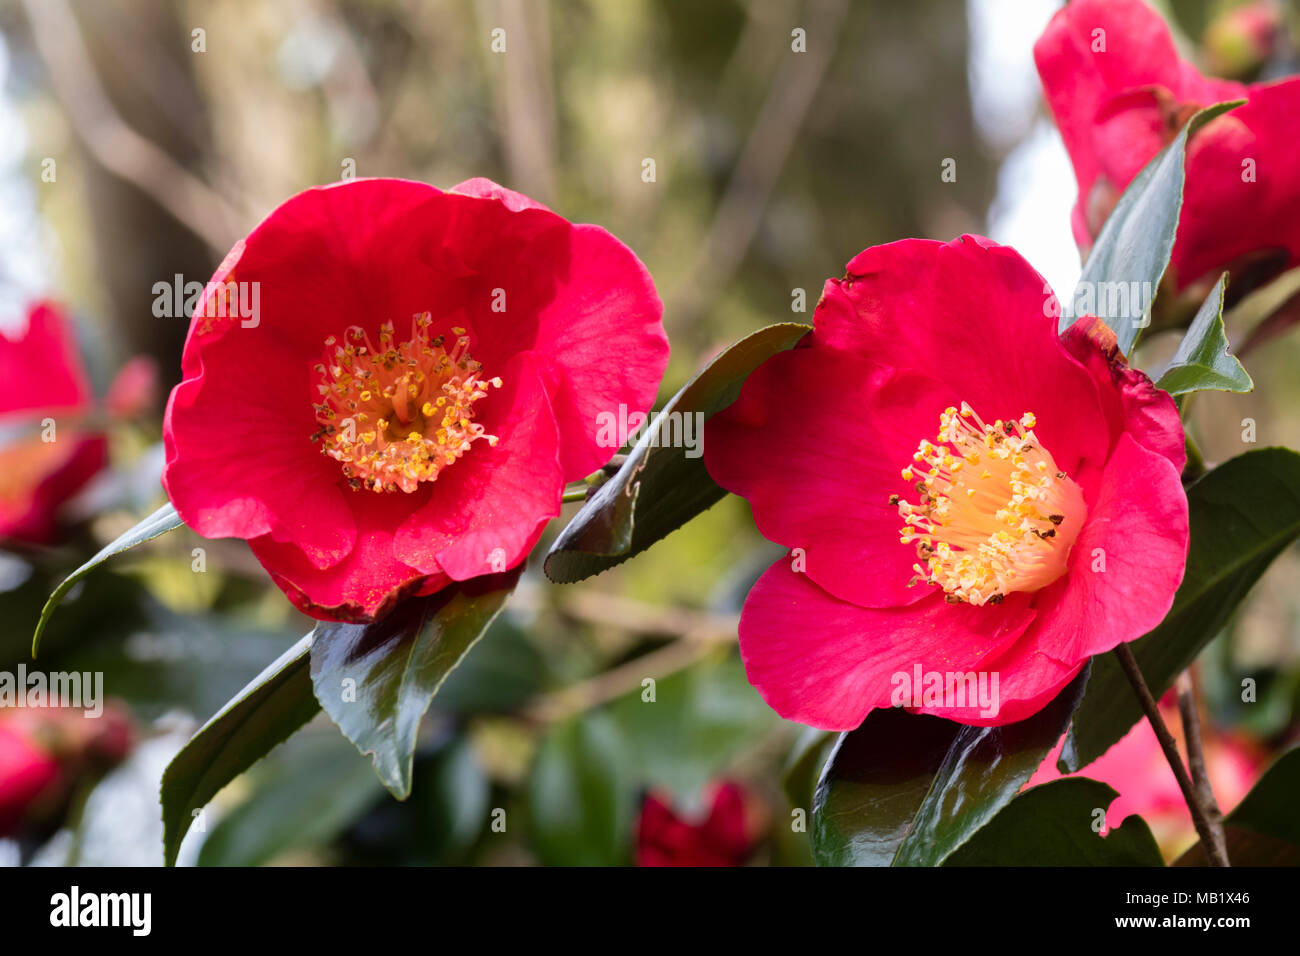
[1022,431,1188,664]
[706,345,959,609]
[447,179,667,479]
[636,781,755,867]
[736,560,1036,731]
[0,434,106,545]
[0,725,60,837]
[163,328,358,569]
[1176,79,1300,290]
[0,302,92,417]
[393,352,563,581]
[818,236,1110,482]
[1061,314,1186,471]
[0,303,105,544]
[248,488,448,623]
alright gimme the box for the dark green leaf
[160,633,319,866]
[32,502,183,656]
[1175,746,1300,866]
[1155,273,1253,395]
[1063,448,1300,771]
[1226,745,1300,842]
[811,669,1088,866]
[893,665,1090,866]
[1063,101,1242,355]
[544,322,809,583]
[527,711,635,866]
[196,730,384,866]
[309,573,516,799]
[943,778,1164,866]
[811,709,959,867]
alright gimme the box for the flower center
[311,314,501,493]
[894,403,1086,606]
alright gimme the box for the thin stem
[1111,644,1229,866]
[561,486,589,504]
[1177,670,1229,865]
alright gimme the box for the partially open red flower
[705,236,1189,730]
[162,178,667,621]
[0,302,107,544]
[1034,0,1300,293]
[637,781,756,867]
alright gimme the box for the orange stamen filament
[311,314,502,493]
[895,403,1086,606]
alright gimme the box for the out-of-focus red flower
[162,177,667,622]
[637,782,757,867]
[104,356,160,420]
[1028,700,1263,858]
[704,236,1188,730]
[0,302,107,544]
[0,703,134,837]
[0,724,60,837]
[1034,0,1300,294]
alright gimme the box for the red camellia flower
[1035,0,1300,294]
[162,178,667,621]
[704,235,1189,730]
[0,302,107,544]
[637,782,756,867]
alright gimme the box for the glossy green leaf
[1155,273,1253,395]
[196,730,384,866]
[1063,448,1300,771]
[309,574,516,799]
[811,668,1087,867]
[893,666,1090,866]
[0,565,147,665]
[1062,101,1241,355]
[1175,746,1300,866]
[812,709,960,867]
[527,711,635,867]
[32,502,183,656]
[544,322,809,583]
[944,778,1164,866]
[160,633,319,866]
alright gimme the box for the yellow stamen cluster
[312,314,501,493]
[895,403,1085,606]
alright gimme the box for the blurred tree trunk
[49,0,223,389]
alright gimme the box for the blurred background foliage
[0,0,1297,866]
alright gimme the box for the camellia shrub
[10,0,1300,872]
